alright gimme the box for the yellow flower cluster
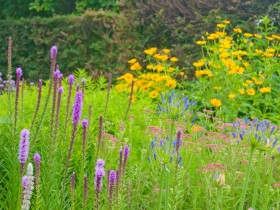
[193,19,279,109]
[116,48,183,100]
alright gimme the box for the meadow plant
[83,174,88,209]
[14,67,22,137]
[54,86,63,144]
[191,18,280,121]
[70,172,75,210]
[94,159,105,210]
[18,129,30,173]
[108,170,117,208]
[64,74,75,134]
[50,69,60,139]
[116,47,185,100]
[21,163,34,210]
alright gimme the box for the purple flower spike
[109,170,117,184]
[50,46,58,59]
[16,67,22,77]
[124,145,130,159]
[94,167,105,191]
[58,86,64,94]
[19,129,30,172]
[96,159,105,169]
[82,119,88,128]
[68,74,75,85]
[22,175,28,189]
[34,153,40,165]
[54,69,60,78]
[72,91,83,126]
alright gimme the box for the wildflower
[108,170,117,207]
[254,34,262,39]
[50,46,58,59]
[228,93,235,99]
[130,62,142,71]
[210,98,222,107]
[19,129,30,173]
[128,58,137,64]
[122,145,130,176]
[163,49,170,54]
[223,20,230,24]
[170,57,178,62]
[244,33,253,37]
[21,163,34,210]
[166,80,176,88]
[239,89,245,95]
[260,87,271,93]
[144,47,157,55]
[233,28,242,33]
[217,24,225,28]
[72,91,83,126]
[150,90,159,98]
[247,88,256,96]
[33,153,40,187]
[193,60,206,68]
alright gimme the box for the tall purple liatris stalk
[19,129,30,173]
[33,153,41,187]
[64,91,83,180]
[108,170,117,208]
[54,86,63,144]
[50,69,60,139]
[82,119,88,164]
[21,163,34,210]
[14,67,22,137]
[94,159,105,210]
[122,145,130,177]
[96,116,103,160]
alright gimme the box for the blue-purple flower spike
[72,91,83,127]
[19,129,30,173]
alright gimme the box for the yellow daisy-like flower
[170,57,179,62]
[130,62,142,71]
[165,80,177,88]
[228,93,235,99]
[247,88,256,96]
[196,40,207,45]
[210,98,222,107]
[149,90,159,98]
[244,33,253,37]
[144,47,157,55]
[233,28,242,33]
[162,49,170,54]
[254,34,262,39]
[260,87,271,93]
[128,58,137,64]
[239,89,245,95]
[217,24,225,28]
[246,80,253,84]
[223,20,230,24]
[193,60,205,68]
[168,67,175,72]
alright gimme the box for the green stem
[158,166,165,210]
[252,151,263,208]
[239,147,255,210]
[165,166,170,210]
[263,158,275,210]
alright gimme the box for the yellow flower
[260,87,271,93]
[272,34,280,40]
[255,49,263,54]
[244,33,253,37]
[233,28,242,33]
[131,95,136,103]
[223,20,230,24]
[149,90,159,98]
[254,34,262,39]
[266,36,273,41]
[196,40,206,45]
[266,48,275,53]
[147,64,155,70]
[128,58,137,64]
[163,49,170,54]
[195,70,212,77]
[193,60,205,68]
[155,65,164,72]
[243,62,249,67]
[154,53,169,61]
[255,80,263,85]
[210,98,222,107]
[242,83,249,87]
[247,88,256,96]
[179,71,185,76]
[220,52,230,58]
[144,47,157,55]
[166,80,176,88]
[168,67,175,72]
[217,24,225,28]
[130,62,142,71]
[115,84,127,92]
[170,57,179,62]
[239,89,245,95]
[246,80,253,84]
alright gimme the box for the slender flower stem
[30,79,42,130]
[123,80,134,120]
[263,158,275,210]
[239,147,255,210]
[165,166,170,210]
[251,151,263,208]
[158,165,165,210]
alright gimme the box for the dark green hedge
[0,10,143,81]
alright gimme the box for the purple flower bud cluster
[19,129,30,173]
[16,67,23,77]
[119,145,130,177]
[33,153,41,187]
[68,74,75,85]
[50,46,58,59]
[72,91,83,127]
[94,159,105,192]
[108,170,117,207]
